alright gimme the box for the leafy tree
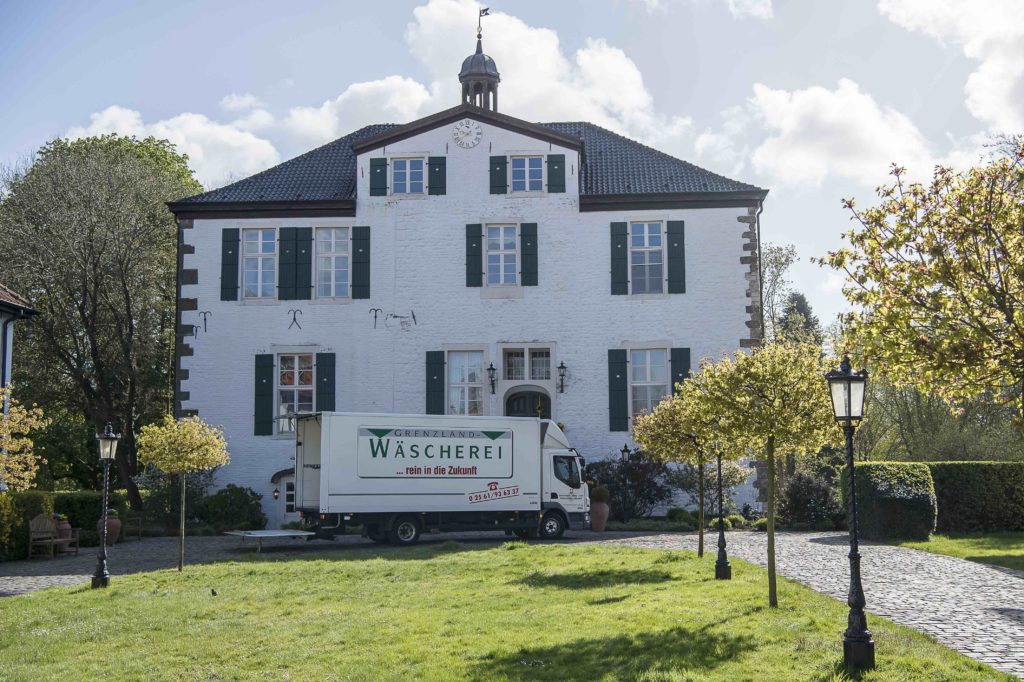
[585,449,672,522]
[0,386,49,491]
[665,460,752,518]
[777,292,823,345]
[137,415,228,570]
[761,242,798,342]
[0,135,203,507]
[821,141,1024,420]
[702,344,835,607]
[634,371,746,557]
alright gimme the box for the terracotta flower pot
[55,519,72,552]
[590,501,610,532]
[97,515,121,546]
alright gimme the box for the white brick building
[168,36,766,526]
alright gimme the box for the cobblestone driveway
[2,530,1022,678]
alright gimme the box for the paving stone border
[1,530,1021,678]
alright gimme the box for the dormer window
[392,158,425,194]
[510,156,543,192]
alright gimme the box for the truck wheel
[388,516,421,546]
[538,513,566,540]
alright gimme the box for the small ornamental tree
[820,141,1024,419]
[137,415,229,570]
[634,371,745,557]
[702,344,835,607]
[0,386,49,492]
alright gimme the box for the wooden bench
[29,514,80,560]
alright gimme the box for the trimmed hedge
[53,490,129,531]
[852,462,936,541]
[0,491,55,560]
[926,462,1024,533]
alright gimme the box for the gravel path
[2,530,1022,678]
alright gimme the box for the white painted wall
[179,119,757,524]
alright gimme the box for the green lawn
[0,542,1008,681]
[898,533,1024,572]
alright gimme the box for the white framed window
[486,224,518,286]
[277,353,314,433]
[530,349,551,381]
[447,350,484,416]
[242,228,276,299]
[630,348,668,418]
[504,349,525,381]
[316,227,350,298]
[392,158,425,195]
[630,222,664,294]
[510,156,543,192]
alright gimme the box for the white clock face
[452,119,483,149]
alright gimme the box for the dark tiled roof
[178,118,762,204]
[0,283,35,314]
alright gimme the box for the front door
[505,391,551,419]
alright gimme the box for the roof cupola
[459,8,500,111]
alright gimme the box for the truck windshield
[553,455,581,489]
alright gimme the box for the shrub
[0,490,54,560]
[136,468,214,531]
[852,462,936,541]
[725,513,747,528]
[707,516,732,531]
[925,462,1024,533]
[667,507,695,524]
[752,517,768,532]
[199,485,266,532]
[585,450,672,522]
[779,471,843,530]
[590,486,610,504]
[52,490,129,530]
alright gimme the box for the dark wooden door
[505,391,551,419]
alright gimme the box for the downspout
[1,310,24,412]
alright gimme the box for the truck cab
[540,422,589,535]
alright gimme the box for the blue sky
[1,0,1020,324]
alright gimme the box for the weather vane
[478,7,489,36]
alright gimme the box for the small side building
[0,283,37,411]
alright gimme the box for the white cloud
[220,93,264,112]
[745,79,934,187]
[630,0,772,19]
[67,105,280,188]
[878,0,1024,133]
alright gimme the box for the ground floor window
[278,353,314,433]
[447,350,484,415]
[630,348,668,417]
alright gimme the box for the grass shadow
[809,659,872,682]
[963,556,1024,575]
[514,567,674,589]
[585,594,629,605]
[473,625,756,681]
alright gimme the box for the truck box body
[295,412,588,541]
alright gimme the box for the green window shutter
[294,227,312,300]
[426,351,446,415]
[254,354,275,436]
[428,156,446,195]
[608,349,629,431]
[220,228,239,301]
[546,154,565,193]
[610,222,628,295]
[466,224,483,287]
[489,156,507,194]
[667,220,686,294]
[278,227,297,300]
[369,158,388,196]
[351,226,371,299]
[520,223,538,286]
[670,347,691,395]
[315,352,336,412]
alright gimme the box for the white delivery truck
[294,413,590,545]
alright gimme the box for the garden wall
[926,462,1024,533]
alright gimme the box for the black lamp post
[620,443,630,462]
[557,361,567,393]
[713,446,731,580]
[92,422,120,589]
[825,356,874,670]
[486,363,496,394]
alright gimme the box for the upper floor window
[316,227,350,298]
[530,349,551,381]
[392,158,424,194]
[243,228,276,299]
[486,225,517,286]
[278,353,314,433]
[511,156,543,192]
[630,348,668,417]
[630,222,664,294]
[504,349,526,381]
[448,350,484,416]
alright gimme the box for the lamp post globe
[92,422,120,589]
[824,356,874,670]
[620,444,630,462]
